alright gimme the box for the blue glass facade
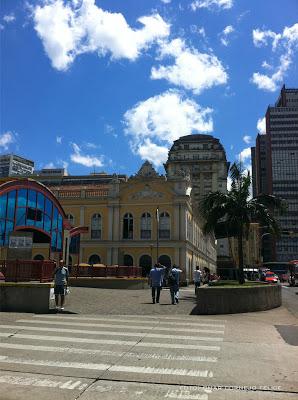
[0,186,64,251]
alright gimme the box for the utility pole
[156,207,159,263]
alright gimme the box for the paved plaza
[0,286,297,400]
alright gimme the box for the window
[89,254,101,265]
[140,212,151,239]
[91,213,102,239]
[66,213,74,225]
[159,212,170,239]
[123,213,133,239]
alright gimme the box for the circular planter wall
[192,284,281,314]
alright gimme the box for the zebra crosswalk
[0,313,227,399]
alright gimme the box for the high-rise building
[0,154,34,177]
[251,85,298,262]
[164,134,229,202]
[164,134,230,259]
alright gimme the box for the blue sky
[1,0,298,176]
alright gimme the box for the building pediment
[129,184,164,200]
[133,161,160,179]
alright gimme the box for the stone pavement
[0,286,297,400]
[64,286,197,315]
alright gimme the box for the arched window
[158,255,171,268]
[91,213,102,239]
[33,254,44,261]
[123,213,133,239]
[123,254,133,266]
[139,255,152,277]
[140,212,151,239]
[159,212,170,239]
[66,214,74,225]
[89,254,101,265]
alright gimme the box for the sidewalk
[64,286,197,315]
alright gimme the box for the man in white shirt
[194,265,202,294]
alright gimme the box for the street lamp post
[156,207,159,264]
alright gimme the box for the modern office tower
[251,85,298,262]
[164,134,230,260]
[0,154,34,177]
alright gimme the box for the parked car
[264,271,279,284]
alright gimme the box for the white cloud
[32,0,170,71]
[243,135,252,144]
[0,24,4,30]
[219,25,234,46]
[257,117,266,134]
[138,139,169,167]
[124,90,213,167]
[252,28,280,49]
[84,142,100,149]
[70,142,104,167]
[151,38,228,94]
[56,136,62,144]
[43,159,68,172]
[238,147,251,164]
[0,131,15,150]
[161,0,172,3]
[104,124,118,138]
[198,27,206,37]
[261,60,272,69]
[3,14,15,23]
[190,0,233,11]
[44,162,56,169]
[62,160,69,171]
[251,23,298,91]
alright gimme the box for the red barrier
[0,260,56,283]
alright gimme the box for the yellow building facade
[41,162,217,281]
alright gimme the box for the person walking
[194,265,202,294]
[53,259,69,311]
[167,264,182,305]
[203,266,211,284]
[148,263,165,304]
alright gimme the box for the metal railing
[70,265,142,278]
[0,260,56,283]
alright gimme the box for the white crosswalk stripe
[0,331,221,351]
[33,314,226,328]
[15,319,225,334]
[0,343,218,362]
[0,313,226,394]
[10,321,224,341]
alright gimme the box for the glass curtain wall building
[0,179,65,252]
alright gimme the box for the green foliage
[199,162,286,284]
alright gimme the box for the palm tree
[200,162,285,284]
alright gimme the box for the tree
[200,162,285,284]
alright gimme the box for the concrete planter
[0,282,55,313]
[192,284,281,314]
[69,277,148,289]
